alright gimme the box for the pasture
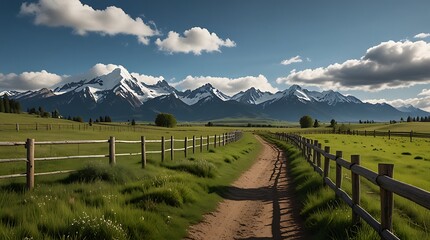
[0,113,262,239]
[297,133,430,239]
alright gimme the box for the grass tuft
[164,160,217,178]
[63,163,136,184]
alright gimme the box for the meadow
[263,130,430,240]
[0,113,263,239]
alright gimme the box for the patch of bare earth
[185,135,308,240]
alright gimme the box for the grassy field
[263,133,430,239]
[0,113,263,239]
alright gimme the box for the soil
[185,135,308,240]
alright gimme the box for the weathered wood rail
[275,133,430,240]
[0,131,243,190]
[296,129,430,142]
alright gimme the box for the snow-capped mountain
[178,83,230,105]
[2,65,428,121]
[395,104,429,116]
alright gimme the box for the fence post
[351,155,361,225]
[410,130,413,142]
[16,123,19,132]
[141,136,146,168]
[214,135,217,148]
[200,135,203,152]
[192,135,195,154]
[317,143,322,168]
[323,146,330,185]
[223,133,225,146]
[379,164,394,237]
[207,135,210,151]
[109,136,116,165]
[365,130,367,137]
[335,151,343,189]
[374,130,376,138]
[161,136,165,162]
[26,138,35,190]
[313,140,318,165]
[388,130,391,140]
[171,136,174,161]
[184,137,188,158]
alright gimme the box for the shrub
[64,163,135,184]
[154,113,177,128]
[299,115,313,128]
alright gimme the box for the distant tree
[95,119,99,123]
[0,97,4,112]
[73,116,83,122]
[299,115,313,128]
[400,117,404,122]
[131,119,136,126]
[313,119,320,128]
[4,95,10,113]
[41,112,51,118]
[99,116,104,122]
[155,113,177,128]
[67,116,72,121]
[52,109,60,118]
[247,123,252,127]
[104,116,112,122]
[206,122,214,127]
[359,120,362,124]
[89,118,93,126]
[329,119,337,127]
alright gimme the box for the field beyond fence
[0,131,243,190]
[276,133,430,240]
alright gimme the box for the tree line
[0,95,21,113]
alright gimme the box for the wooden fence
[297,129,430,142]
[0,131,243,190]
[275,133,430,240]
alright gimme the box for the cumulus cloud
[173,75,278,96]
[20,0,157,44]
[131,73,164,85]
[414,33,430,39]
[277,40,430,91]
[281,55,303,65]
[155,27,236,55]
[418,88,430,96]
[365,98,430,112]
[0,70,64,91]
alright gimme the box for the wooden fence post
[410,131,413,142]
[313,140,318,165]
[207,135,210,151]
[351,155,361,225]
[335,151,343,189]
[317,143,322,168]
[214,135,217,148]
[192,135,196,154]
[161,136,165,162]
[109,136,116,165]
[171,136,174,161]
[388,130,391,140]
[364,130,367,137]
[323,146,330,185]
[374,130,376,138]
[26,138,35,190]
[223,133,225,146]
[184,137,188,158]
[200,135,203,152]
[379,164,394,237]
[16,123,19,132]
[141,136,146,168]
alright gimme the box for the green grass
[0,113,263,239]
[262,133,430,239]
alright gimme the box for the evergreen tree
[329,119,337,127]
[313,119,320,128]
[4,95,10,113]
[89,118,93,126]
[299,115,313,128]
[0,97,4,112]
[131,119,136,126]
[407,116,411,122]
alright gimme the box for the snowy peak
[178,83,230,105]
[231,87,275,104]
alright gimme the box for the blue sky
[1,0,430,110]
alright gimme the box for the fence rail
[0,131,243,190]
[297,129,430,142]
[275,132,430,240]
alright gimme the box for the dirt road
[185,135,308,240]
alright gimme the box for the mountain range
[1,66,428,122]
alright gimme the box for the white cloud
[0,70,64,91]
[418,88,430,96]
[277,40,430,91]
[131,73,164,85]
[414,33,430,39]
[20,0,157,44]
[155,27,236,55]
[365,98,430,112]
[173,75,278,96]
[281,55,303,65]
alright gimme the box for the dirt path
[185,135,308,240]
